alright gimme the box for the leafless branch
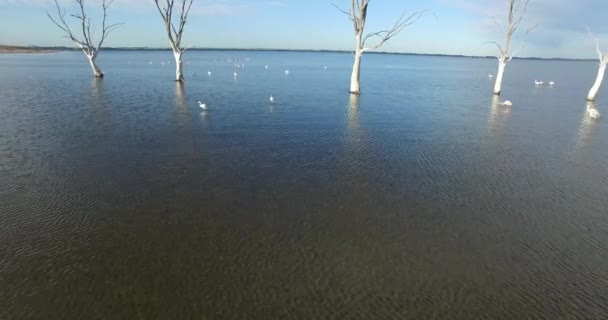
[47,0,87,48]
[490,15,501,27]
[510,23,537,60]
[362,10,426,52]
[332,1,356,31]
[484,41,505,56]
[486,0,534,59]
[47,0,120,53]
[331,3,351,17]
[509,0,530,36]
[153,0,194,51]
[586,26,605,62]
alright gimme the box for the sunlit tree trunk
[585,28,608,102]
[335,0,424,95]
[350,35,363,94]
[487,0,535,96]
[86,52,103,78]
[154,0,194,82]
[588,63,606,101]
[173,48,184,82]
[493,58,507,95]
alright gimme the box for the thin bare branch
[331,3,351,17]
[510,23,537,60]
[47,0,88,47]
[490,16,501,27]
[510,0,530,35]
[47,0,120,52]
[154,0,194,52]
[486,0,534,59]
[362,10,426,52]
[332,1,356,31]
[586,26,604,62]
[484,41,505,56]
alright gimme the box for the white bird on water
[549,81,555,87]
[534,80,544,86]
[587,104,601,119]
[488,74,494,78]
[233,71,238,77]
[265,65,269,69]
[500,100,513,107]
[208,71,212,76]
[269,95,275,103]
[285,70,290,75]
[198,101,207,110]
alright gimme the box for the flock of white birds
[139,61,600,120]
[488,73,600,119]
[188,62,323,112]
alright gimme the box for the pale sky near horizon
[0,0,607,59]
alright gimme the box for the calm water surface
[1,51,607,319]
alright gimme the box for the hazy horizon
[1,45,598,61]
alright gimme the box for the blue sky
[1,0,607,59]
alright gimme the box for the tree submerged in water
[47,0,121,78]
[487,0,535,96]
[334,0,425,95]
[586,27,608,102]
[153,0,194,82]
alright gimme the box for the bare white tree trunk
[493,58,507,95]
[154,0,194,83]
[173,49,184,82]
[86,53,104,78]
[350,35,363,94]
[585,27,608,102]
[587,63,606,101]
[335,0,424,95]
[486,0,534,96]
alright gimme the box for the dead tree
[334,0,424,94]
[487,0,535,95]
[586,28,608,102]
[47,0,120,78]
[153,0,194,82]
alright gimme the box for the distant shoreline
[0,46,57,54]
[0,45,594,61]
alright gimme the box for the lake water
[1,50,607,319]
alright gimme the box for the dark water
[1,51,607,319]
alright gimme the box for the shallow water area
[1,50,607,319]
